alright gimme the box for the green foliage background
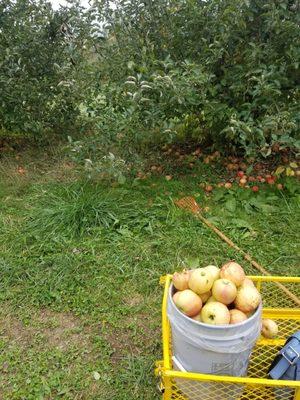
[1,0,299,155]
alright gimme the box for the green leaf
[117,227,133,237]
[127,61,135,70]
[230,218,252,230]
[117,175,126,185]
[286,167,295,176]
[93,371,100,381]
[225,198,237,212]
[186,256,200,269]
[246,165,253,175]
[213,189,226,202]
[206,216,222,225]
[259,204,276,213]
[274,166,285,176]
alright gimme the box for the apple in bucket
[199,290,212,303]
[220,261,245,287]
[204,265,220,281]
[189,268,214,295]
[235,285,261,313]
[229,309,248,324]
[172,270,190,291]
[173,289,202,317]
[243,277,255,287]
[212,279,237,305]
[201,302,231,325]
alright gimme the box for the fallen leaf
[286,167,295,177]
[17,166,26,175]
[274,166,285,176]
[93,371,100,381]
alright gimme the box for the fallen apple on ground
[261,319,278,338]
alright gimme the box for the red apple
[172,271,190,291]
[205,185,213,192]
[173,289,202,317]
[212,279,237,305]
[235,286,261,313]
[266,176,275,185]
[220,261,245,287]
[242,278,255,288]
[229,309,248,324]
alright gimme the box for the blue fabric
[269,331,300,381]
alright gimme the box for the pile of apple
[172,261,278,338]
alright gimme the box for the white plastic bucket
[168,283,262,399]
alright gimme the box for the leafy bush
[0,0,92,138]
[1,0,299,156]
[86,0,300,155]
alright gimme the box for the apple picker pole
[175,196,300,307]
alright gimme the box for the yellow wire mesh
[166,378,298,400]
[158,276,300,400]
[259,281,299,309]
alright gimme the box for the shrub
[86,0,300,156]
[0,0,92,138]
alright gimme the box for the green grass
[0,151,299,399]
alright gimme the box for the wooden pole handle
[197,213,300,307]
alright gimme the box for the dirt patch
[0,148,78,188]
[35,309,90,351]
[0,308,91,352]
[0,315,33,347]
[105,312,160,366]
[123,293,144,307]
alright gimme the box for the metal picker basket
[156,275,300,400]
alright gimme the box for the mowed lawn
[0,151,299,399]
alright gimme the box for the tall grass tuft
[26,182,166,238]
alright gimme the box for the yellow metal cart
[156,275,300,400]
